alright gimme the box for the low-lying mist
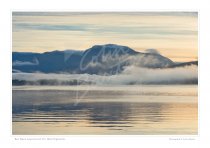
[12,65,198,85]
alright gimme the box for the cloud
[12,58,39,66]
[127,54,173,68]
[14,23,87,31]
[13,65,198,85]
[144,49,160,54]
[13,22,197,36]
[116,65,198,84]
[12,12,198,59]
[12,12,198,17]
[82,50,173,72]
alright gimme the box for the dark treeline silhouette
[12,79,94,86]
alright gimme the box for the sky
[12,12,198,62]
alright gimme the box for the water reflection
[12,85,197,135]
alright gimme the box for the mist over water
[13,65,197,85]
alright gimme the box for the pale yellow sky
[12,12,198,62]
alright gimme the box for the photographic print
[12,12,198,135]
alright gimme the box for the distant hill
[12,44,197,74]
[169,61,198,68]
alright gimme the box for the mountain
[12,44,197,74]
[13,50,84,73]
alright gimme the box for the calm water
[12,85,198,135]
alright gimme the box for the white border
[10,9,200,144]
[1,0,210,147]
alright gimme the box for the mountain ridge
[12,44,197,74]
